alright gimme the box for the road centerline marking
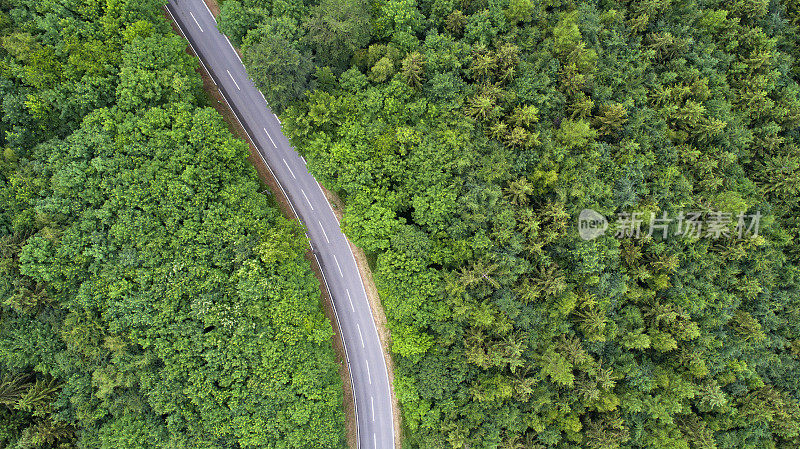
[357,324,365,348]
[365,362,371,384]
[371,396,375,421]
[263,128,276,147]
[301,189,313,210]
[227,70,240,90]
[346,289,355,312]
[282,159,296,179]
[319,221,329,243]
[189,12,203,32]
[333,255,343,277]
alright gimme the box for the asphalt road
[165,1,395,448]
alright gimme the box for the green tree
[243,34,314,113]
[303,0,371,71]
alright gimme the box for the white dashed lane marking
[227,70,240,90]
[357,324,365,348]
[301,189,313,210]
[190,12,203,32]
[333,255,343,277]
[263,128,276,147]
[319,221,329,243]
[283,159,296,179]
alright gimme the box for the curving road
[164,1,394,448]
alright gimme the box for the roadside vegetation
[224,0,800,447]
[0,0,345,447]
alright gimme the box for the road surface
[165,1,395,448]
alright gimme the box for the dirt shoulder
[201,0,221,17]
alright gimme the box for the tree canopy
[0,0,345,447]
[225,0,800,447]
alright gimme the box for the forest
[0,0,345,447]
[222,0,800,447]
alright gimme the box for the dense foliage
[0,0,344,447]
[224,0,800,447]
